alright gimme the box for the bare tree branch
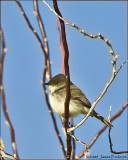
[68,132,88,151]
[0,27,19,159]
[76,101,128,159]
[52,0,71,159]
[57,16,76,159]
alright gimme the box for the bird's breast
[49,94,84,117]
[49,94,65,116]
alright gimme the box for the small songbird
[45,74,113,127]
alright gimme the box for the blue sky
[1,1,127,159]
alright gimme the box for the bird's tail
[93,111,113,127]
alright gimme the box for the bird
[45,74,113,127]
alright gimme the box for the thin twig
[42,0,120,46]
[116,60,128,75]
[68,132,88,151]
[0,28,19,159]
[108,125,128,154]
[33,0,51,80]
[15,0,46,60]
[15,0,66,157]
[107,105,128,153]
[76,101,128,159]
[52,0,71,159]
[108,105,112,122]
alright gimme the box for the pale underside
[49,84,94,117]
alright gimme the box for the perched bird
[45,74,113,127]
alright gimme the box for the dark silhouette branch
[108,101,128,154]
[53,0,71,159]
[76,101,128,159]
[109,127,128,154]
[0,27,19,159]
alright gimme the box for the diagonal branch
[0,27,19,159]
[68,132,88,150]
[52,0,71,159]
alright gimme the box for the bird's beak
[45,83,49,85]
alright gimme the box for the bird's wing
[70,84,91,108]
[55,83,91,109]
